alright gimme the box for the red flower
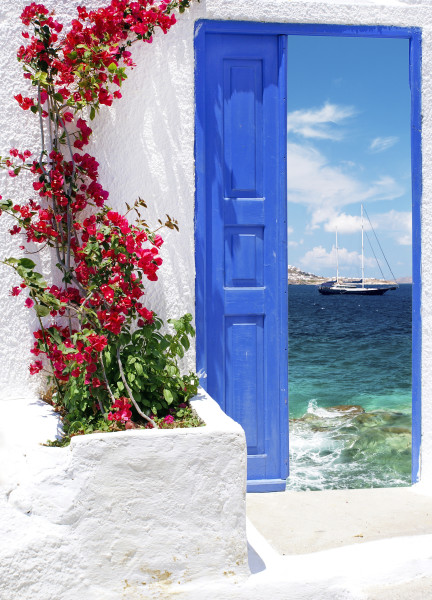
[100,284,115,304]
[29,360,43,375]
[153,235,164,248]
[14,94,34,110]
[107,397,132,423]
[87,334,108,353]
[25,298,34,308]
[137,307,153,324]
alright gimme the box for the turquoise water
[287,284,412,490]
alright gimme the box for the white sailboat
[318,205,398,296]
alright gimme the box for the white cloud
[287,226,294,235]
[287,142,404,230]
[324,213,370,234]
[372,210,412,246]
[397,234,411,246]
[300,245,374,273]
[369,136,399,153]
[288,240,298,247]
[324,209,411,245]
[287,102,356,140]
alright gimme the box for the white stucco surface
[0,389,249,599]
[2,391,431,600]
[0,0,431,482]
[1,1,432,598]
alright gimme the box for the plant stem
[116,347,158,428]
[99,351,115,410]
[37,83,48,176]
[34,306,62,400]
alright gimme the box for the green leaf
[41,293,60,307]
[18,258,36,270]
[108,62,117,73]
[33,71,47,83]
[119,332,131,346]
[163,388,174,405]
[0,199,12,210]
[53,92,64,102]
[159,338,170,352]
[48,328,62,345]
[90,106,96,121]
[69,421,85,432]
[35,304,50,317]
[134,377,143,389]
[103,349,112,368]
[165,365,178,377]
[180,335,190,350]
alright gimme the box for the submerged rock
[381,426,411,435]
[327,405,365,415]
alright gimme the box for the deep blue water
[287,284,412,490]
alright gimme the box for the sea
[287,284,412,491]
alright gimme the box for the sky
[287,35,412,279]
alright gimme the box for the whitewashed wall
[0,390,249,600]
[0,0,431,484]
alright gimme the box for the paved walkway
[247,486,432,555]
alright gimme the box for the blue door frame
[195,21,422,489]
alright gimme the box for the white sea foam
[306,399,350,419]
[287,400,411,491]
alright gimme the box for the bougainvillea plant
[0,1,200,435]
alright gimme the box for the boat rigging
[318,205,399,296]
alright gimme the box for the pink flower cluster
[1,0,196,420]
[107,397,133,422]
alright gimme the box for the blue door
[195,24,288,492]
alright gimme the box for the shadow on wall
[88,21,196,336]
[248,542,266,575]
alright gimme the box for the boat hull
[318,285,397,296]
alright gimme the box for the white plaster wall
[0,389,249,599]
[1,388,432,598]
[0,0,431,482]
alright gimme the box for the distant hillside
[288,265,326,285]
[288,265,402,286]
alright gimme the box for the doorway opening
[287,34,417,490]
[194,22,421,492]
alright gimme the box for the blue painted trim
[195,20,422,489]
[247,479,287,493]
[410,30,422,483]
[195,20,421,40]
[278,34,289,482]
[194,23,208,391]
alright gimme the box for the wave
[287,400,411,491]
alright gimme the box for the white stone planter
[0,389,249,600]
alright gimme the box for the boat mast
[361,204,364,288]
[336,228,339,283]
